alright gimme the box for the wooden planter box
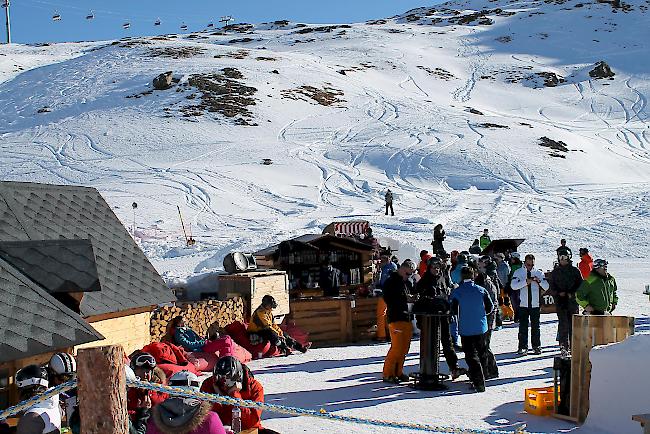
[288,297,379,347]
[570,315,635,422]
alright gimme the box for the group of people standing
[375,227,620,393]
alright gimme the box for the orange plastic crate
[524,386,559,417]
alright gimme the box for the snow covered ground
[251,261,648,434]
[1,0,649,431]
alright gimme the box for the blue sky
[5,1,436,44]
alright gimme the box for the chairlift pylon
[86,10,94,20]
[219,15,233,27]
[52,11,61,22]
[122,21,130,30]
[180,22,188,31]
[154,18,161,26]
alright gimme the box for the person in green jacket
[577,259,618,315]
[479,229,491,251]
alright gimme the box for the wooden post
[77,345,129,434]
[570,315,635,423]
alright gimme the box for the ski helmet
[15,365,49,389]
[169,370,200,390]
[511,252,521,260]
[131,352,156,370]
[262,295,277,309]
[593,259,608,269]
[49,352,76,376]
[213,355,244,383]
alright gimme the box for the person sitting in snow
[248,295,309,355]
[200,356,279,434]
[170,316,207,352]
[146,371,226,434]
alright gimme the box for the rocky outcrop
[153,71,174,90]
[589,61,615,79]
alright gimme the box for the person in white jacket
[510,254,549,355]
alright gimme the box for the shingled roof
[0,181,175,317]
[0,257,103,363]
[0,239,101,294]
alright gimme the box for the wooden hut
[0,181,176,407]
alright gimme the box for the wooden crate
[351,297,378,341]
[570,315,635,422]
[218,271,290,321]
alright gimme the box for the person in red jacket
[418,250,433,277]
[127,353,168,421]
[578,248,594,279]
[200,356,269,432]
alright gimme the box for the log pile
[150,298,244,342]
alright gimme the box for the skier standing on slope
[385,189,394,216]
[556,239,572,260]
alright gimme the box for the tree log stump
[78,345,129,434]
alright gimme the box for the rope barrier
[128,379,531,434]
[0,380,76,421]
[0,378,532,434]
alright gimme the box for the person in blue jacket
[171,316,206,352]
[450,267,494,393]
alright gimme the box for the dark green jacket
[577,271,618,313]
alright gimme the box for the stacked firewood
[150,298,244,342]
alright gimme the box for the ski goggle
[133,355,156,369]
[216,376,242,389]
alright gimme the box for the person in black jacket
[549,253,583,356]
[416,257,466,379]
[382,259,416,383]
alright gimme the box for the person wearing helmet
[577,259,618,315]
[415,257,466,380]
[47,353,79,434]
[248,295,308,355]
[549,253,583,356]
[125,366,151,434]
[15,365,61,434]
[128,353,167,423]
[578,248,594,279]
[382,259,417,383]
[147,371,226,434]
[200,356,265,431]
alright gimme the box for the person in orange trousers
[382,259,417,383]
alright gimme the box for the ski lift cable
[24,0,220,23]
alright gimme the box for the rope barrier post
[78,345,129,434]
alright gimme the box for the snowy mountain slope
[0,0,649,277]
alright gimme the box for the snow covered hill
[0,0,649,277]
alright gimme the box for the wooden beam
[77,345,128,434]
